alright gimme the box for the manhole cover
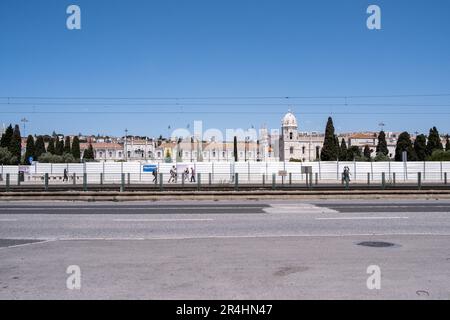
[357,241,395,248]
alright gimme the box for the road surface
[0,200,449,299]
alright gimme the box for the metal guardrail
[0,172,449,192]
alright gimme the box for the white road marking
[2,233,450,243]
[54,232,450,241]
[0,239,55,251]
[316,216,409,221]
[112,218,214,222]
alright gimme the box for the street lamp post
[21,118,29,136]
[124,129,128,161]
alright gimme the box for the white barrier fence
[1,161,450,185]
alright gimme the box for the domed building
[279,110,324,162]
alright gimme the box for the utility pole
[124,128,128,161]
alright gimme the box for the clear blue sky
[1,0,450,138]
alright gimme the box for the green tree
[71,136,81,159]
[426,127,443,156]
[414,134,427,161]
[0,147,16,165]
[445,135,450,151]
[64,136,71,154]
[428,150,450,161]
[320,117,339,161]
[34,136,46,159]
[83,143,95,160]
[9,124,22,164]
[346,146,362,161]
[376,131,389,156]
[0,124,13,149]
[233,136,238,162]
[363,145,372,160]
[55,137,64,155]
[339,138,348,161]
[395,132,417,161]
[24,135,35,164]
[47,138,55,154]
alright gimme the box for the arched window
[289,132,293,140]
[290,147,294,154]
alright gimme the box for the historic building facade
[279,111,324,162]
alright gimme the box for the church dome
[281,111,297,127]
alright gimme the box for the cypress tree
[426,127,443,156]
[395,132,417,161]
[83,143,95,160]
[347,146,362,161]
[47,138,55,154]
[71,136,81,159]
[64,136,71,154]
[363,145,372,160]
[55,137,64,155]
[9,124,22,164]
[233,136,238,162]
[24,135,35,164]
[0,124,13,148]
[320,117,338,161]
[414,134,427,161]
[35,136,46,159]
[339,138,348,161]
[376,131,389,156]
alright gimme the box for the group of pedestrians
[155,166,196,183]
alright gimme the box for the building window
[109,152,113,157]
[302,146,306,154]
[316,146,320,159]
[289,132,293,140]
[99,151,103,157]
[290,147,294,155]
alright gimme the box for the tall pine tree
[9,124,22,164]
[71,136,81,159]
[363,145,372,160]
[339,138,348,161]
[233,136,238,162]
[0,124,13,148]
[414,134,427,161]
[34,136,46,159]
[83,143,95,160]
[376,131,389,156]
[64,136,71,154]
[24,135,35,164]
[55,137,64,155]
[395,132,417,161]
[426,127,443,156]
[47,138,56,154]
[320,117,339,161]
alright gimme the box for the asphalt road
[0,200,449,299]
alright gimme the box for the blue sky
[1,0,450,137]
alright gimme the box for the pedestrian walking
[168,166,176,183]
[63,168,68,182]
[190,167,196,182]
